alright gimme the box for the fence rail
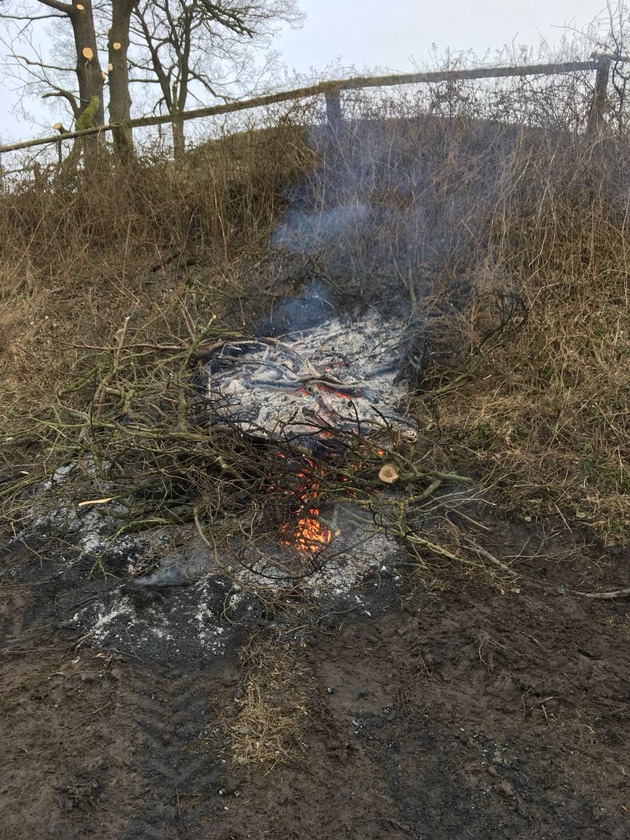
[0,56,618,158]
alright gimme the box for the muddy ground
[1,516,630,840]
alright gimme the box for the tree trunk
[108,0,138,159]
[66,0,104,166]
[172,110,186,159]
[69,1,104,124]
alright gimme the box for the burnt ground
[1,517,630,840]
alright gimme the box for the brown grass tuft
[229,636,309,768]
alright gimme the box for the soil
[2,517,630,840]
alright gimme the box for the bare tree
[130,0,303,156]
[0,0,138,157]
[0,0,302,160]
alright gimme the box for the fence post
[588,56,611,134]
[325,88,343,132]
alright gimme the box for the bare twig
[575,587,630,600]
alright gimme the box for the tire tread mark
[121,665,227,840]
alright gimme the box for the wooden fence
[0,55,618,160]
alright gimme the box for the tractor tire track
[121,660,235,840]
[121,663,236,840]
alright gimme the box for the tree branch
[36,0,74,15]
[0,11,65,20]
[42,88,80,117]
[12,52,74,74]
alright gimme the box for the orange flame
[273,453,334,553]
[280,498,332,553]
[292,507,333,552]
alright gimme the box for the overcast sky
[0,0,614,142]
[279,0,610,77]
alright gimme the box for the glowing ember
[280,489,333,553]
[273,454,334,553]
[291,507,333,552]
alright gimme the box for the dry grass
[0,119,310,416]
[1,84,629,549]
[425,131,630,544]
[228,635,309,768]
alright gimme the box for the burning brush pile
[155,295,488,591]
[11,292,489,600]
[3,118,529,598]
[4,264,505,600]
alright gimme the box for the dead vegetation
[0,77,629,570]
[228,634,310,768]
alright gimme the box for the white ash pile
[204,312,417,444]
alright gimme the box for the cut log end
[379,463,399,484]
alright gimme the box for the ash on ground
[60,500,402,662]
[204,311,417,443]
